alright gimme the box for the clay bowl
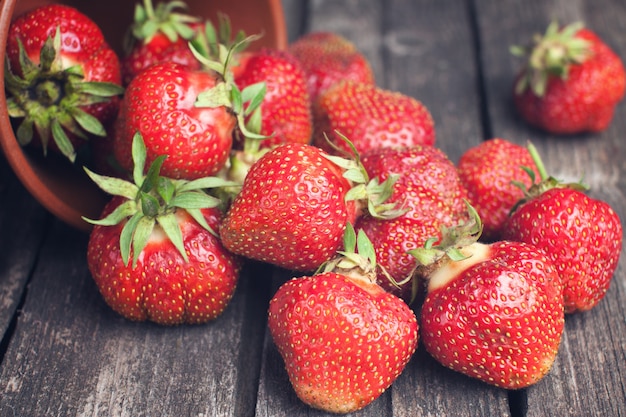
[0,0,287,232]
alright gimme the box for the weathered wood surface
[0,1,625,416]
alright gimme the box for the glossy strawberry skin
[122,22,204,86]
[313,80,435,155]
[6,4,122,152]
[288,31,375,102]
[355,146,468,301]
[233,48,312,148]
[87,197,241,325]
[113,62,236,180]
[457,138,539,241]
[219,143,358,272]
[268,272,418,414]
[503,188,622,313]
[421,241,564,389]
[514,28,626,134]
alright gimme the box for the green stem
[144,0,155,19]
[527,142,549,181]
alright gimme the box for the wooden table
[1,0,625,416]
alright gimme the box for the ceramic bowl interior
[0,0,287,232]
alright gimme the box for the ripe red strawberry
[4,4,124,162]
[512,21,626,134]
[457,138,539,241]
[113,62,237,180]
[219,142,403,272]
[355,145,469,302]
[268,227,418,413]
[232,48,312,148]
[502,144,623,313]
[412,208,565,389]
[85,133,241,325]
[288,31,375,102]
[121,0,204,86]
[312,80,435,155]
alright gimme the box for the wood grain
[0,0,625,416]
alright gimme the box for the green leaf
[75,81,125,97]
[71,108,106,137]
[157,212,188,262]
[447,248,470,262]
[356,228,376,267]
[83,199,138,226]
[343,222,357,254]
[157,177,176,204]
[131,215,156,267]
[186,207,217,236]
[342,167,367,185]
[15,119,34,146]
[120,212,142,266]
[241,82,266,116]
[16,39,38,80]
[177,176,239,192]
[140,192,160,217]
[50,119,76,162]
[141,155,167,193]
[245,105,263,136]
[323,154,356,171]
[170,191,221,209]
[407,247,442,266]
[132,132,147,185]
[344,184,367,202]
[195,82,233,108]
[84,167,140,199]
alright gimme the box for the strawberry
[502,144,623,313]
[312,80,435,155]
[85,133,241,325]
[411,206,565,389]
[121,0,204,86]
[219,142,403,272]
[355,145,469,302]
[114,29,268,182]
[4,4,124,162]
[457,138,539,241]
[268,225,418,413]
[511,21,626,134]
[288,31,375,102]
[113,62,236,180]
[231,48,312,149]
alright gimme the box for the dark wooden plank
[475,0,626,416]
[0,154,49,343]
[383,1,510,416]
[255,1,511,416]
[0,221,272,417]
[383,0,486,162]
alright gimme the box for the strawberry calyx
[4,28,124,162]
[510,142,589,212]
[191,34,268,143]
[195,12,250,60]
[124,0,201,53]
[318,223,381,292]
[83,132,238,267]
[408,201,484,287]
[511,21,592,97]
[191,36,269,201]
[323,131,408,220]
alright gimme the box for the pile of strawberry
[5,1,624,414]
